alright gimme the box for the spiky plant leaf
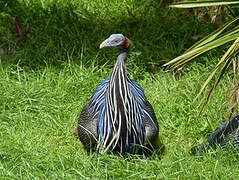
[195,38,239,104]
[185,16,239,53]
[164,30,239,70]
[164,16,239,69]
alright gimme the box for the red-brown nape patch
[124,37,132,48]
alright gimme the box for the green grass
[1,0,239,179]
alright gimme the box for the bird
[76,34,159,155]
[191,114,239,154]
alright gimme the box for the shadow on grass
[1,0,213,69]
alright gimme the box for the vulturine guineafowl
[75,34,160,155]
[192,115,239,154]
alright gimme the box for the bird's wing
[78,80,111,148]
[88,78,110,115]
[78,104,98,148]
[129,79,158,129]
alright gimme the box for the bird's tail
[192,114,239,154]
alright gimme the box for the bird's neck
[104,48,129,153]
[116,48,128,64]
[110,48,128,79]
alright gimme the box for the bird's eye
[114,40,120,43]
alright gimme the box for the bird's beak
[99,39,109,49]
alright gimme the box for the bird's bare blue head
[100,34,131,49]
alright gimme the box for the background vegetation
[1,0,239,179]
[165,0,239,113]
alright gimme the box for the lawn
[1,0,239,179]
